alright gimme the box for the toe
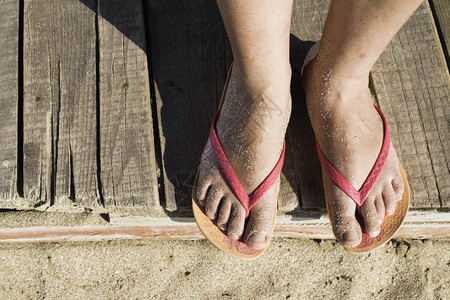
[391,175,405,200]
[216,197,232,231]
[204,185,222,220]
[361,197,381,237]
[374,196,385,224]
[328,193,362,247]
[243,197,276,250]
[195,176,211,206]
[227,203,246,241]
[334,216,362,247]
[383,186,398,216]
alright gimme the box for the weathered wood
[289,0,329,210]
[291,0,329,44]
[145,0,233,211]
[371,2,450,208]
[0,0,18,205]
[98,0,159,207]
[23,0,98,208]
[430,0,450,61]
[0,211,449,243]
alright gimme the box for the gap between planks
[0,211,448,244]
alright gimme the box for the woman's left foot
[303,49,405,248]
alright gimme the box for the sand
[0,238,448,299]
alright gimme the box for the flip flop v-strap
[209,108,286,218]
[315,105,390,213]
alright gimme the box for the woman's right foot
[194,62,291,250]
[303,45,405,248]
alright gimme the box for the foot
[194,63,291,250]
[303,47,405,248]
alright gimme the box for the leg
[194,0,293,250]
[303,0,423,247]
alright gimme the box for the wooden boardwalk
[0,0,449,243]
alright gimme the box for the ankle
[227,64,292,117]
[233,60,292,94]
[313,38,375,81]
[304,57,370,108]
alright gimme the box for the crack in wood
[16,0,24,199]
[46,111,53,206]
[95,0,104,207]
[52,59,62,205]
[142,0,166,208]
[68,143,75,201]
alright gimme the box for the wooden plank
[145,0,233,211]
[371,2,450,208]
[98,0,159,207]
[0,0,18,205]
[0,211,448,243]
[291,0,329,44]
[289,0,329,210]
[430,0,450,61]
[23,0,98,208]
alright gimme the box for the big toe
[244,195,277,250]
[330,207,362,247]
[244,217,273,250]
[327,189,363,247]
[336,217,362,247]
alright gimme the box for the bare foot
[194,63,291,250]
[303,46,405,248]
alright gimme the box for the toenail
[228,233,239,241]
[247,233,266,245]
[369,228,380,238]
[343,230,359,243]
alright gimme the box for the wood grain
[371,2,450,208]
[98,0,159,207]
[23,0,98,208]
[0,0,19,205]
[430,0,450,61]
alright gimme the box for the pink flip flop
[303,42,410,252]
[192,65,285,260]
[317,105,409,252]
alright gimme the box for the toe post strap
[209,109,285,218]
[316,105,391,208]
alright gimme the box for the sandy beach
[0,238,448,299]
